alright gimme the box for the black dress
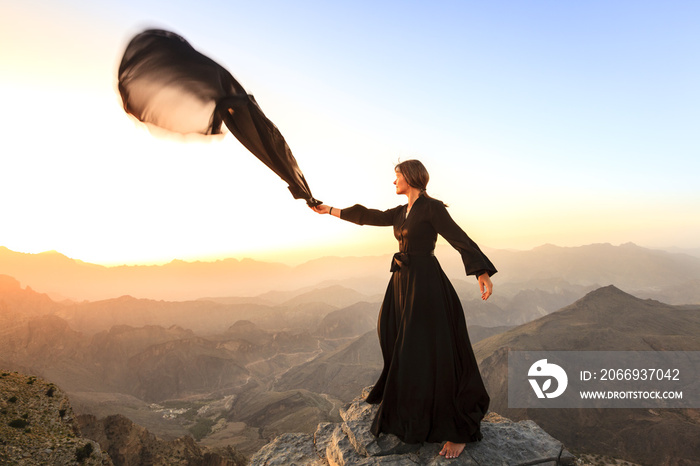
[340,195,496,444]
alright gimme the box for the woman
[312,160,496,459]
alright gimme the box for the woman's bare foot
[439,441,466,459]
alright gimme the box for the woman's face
[394,170,410,195]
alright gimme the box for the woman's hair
[395,159,447,206]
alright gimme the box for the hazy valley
[2,242,700,464]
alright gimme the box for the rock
[339,400,419,458]
[313,422,337,459]
[77,413,246,466]
[0,370,245,466]
[0,371,112,465]
[250,432,323,465]
[467,414,572,465]
[249,387,577,466]
[325,425,365,465]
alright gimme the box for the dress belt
[390,251,435,272]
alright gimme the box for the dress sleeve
[429,202,497,278]
[340,204,403,226]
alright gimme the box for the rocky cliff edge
[1,370,245,466]
[0,371,112,465]
[250,387,577,466]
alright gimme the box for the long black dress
[340,194,496,444]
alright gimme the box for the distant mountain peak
[37,249,63,255]
[585,284,626,295]
[229,319,258,329]
[575,284,653,305]
[225,319,266,337]
[620,241,640,248]
[113,295,139,302]
[0,274,21,290]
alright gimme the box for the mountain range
[473,285,700,465]
[2,242,700,464]
[3,243,700,303]
[0,275,369,455]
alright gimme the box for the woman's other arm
[429,201,496,300]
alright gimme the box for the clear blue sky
[2,1,699,265]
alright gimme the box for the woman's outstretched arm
[312,203,401,226]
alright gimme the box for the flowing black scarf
[118,29,320,206]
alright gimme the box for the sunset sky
[2,1,699,266]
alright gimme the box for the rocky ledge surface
[250,387,576,466]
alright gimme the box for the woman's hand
[478,273,493,301]
[311,204,340,217]
[311,204,330,214]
